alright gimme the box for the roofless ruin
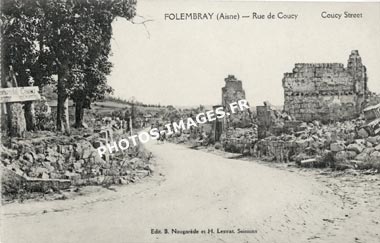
[282,50,378,122]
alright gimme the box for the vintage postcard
[1,0,380,243]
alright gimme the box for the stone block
[346,143,365,154]
[355,151,371,162]
[330,142,345,152]
[358,128,369,139]
[369,151,380,163]
[335,151,357,162]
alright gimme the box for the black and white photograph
[1,0,380,242]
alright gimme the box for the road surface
[1,141,376,243]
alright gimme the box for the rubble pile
[220,126,258,154]
[166,124,214,146]
[366,91,380,106]
[1,131,153,195]
[165,100,380,171]
[254,118,380,170]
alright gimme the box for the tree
[68,1,117,127]
[72,59,113,127]
[1,0,53,135]
[2,0,50,88]
[2,0,137,134]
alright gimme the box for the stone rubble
[1,129,153,196]
[220,116,380,171]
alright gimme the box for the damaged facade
[283,50,368,122]
[222,74,246,107]
[221,75,251,128]
[217,50,380,170]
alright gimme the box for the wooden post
[0,86,41,137]
[5,67,26,137]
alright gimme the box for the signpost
[0,86,41,137]
[0,87,40,103]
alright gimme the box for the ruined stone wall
[283,50,367,122]
[222,74,246,106]
[221,75,251,128]
[367,92,380,106]
[284,93,359,121]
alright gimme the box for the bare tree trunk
[56,66,70,134]
[7,103,27,137]
[4,67,27,137]
[24,101,36,131]
[74,100,85,128]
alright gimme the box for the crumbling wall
[222,75,246,106]
[221,75,251,128]
[283,50,368,122]
[367,92,380,106]
[284,93,359,121]
[220,127,258,154]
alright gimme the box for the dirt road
[1,141,378,243]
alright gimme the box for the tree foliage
[1,0,137,132]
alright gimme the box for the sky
[108,0,380,107]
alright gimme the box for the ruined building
[222,75,246,106]
[283,50,368,122]
[221,74,251,128]
[213,75,252,142]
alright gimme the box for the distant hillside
[104,95,166,108]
